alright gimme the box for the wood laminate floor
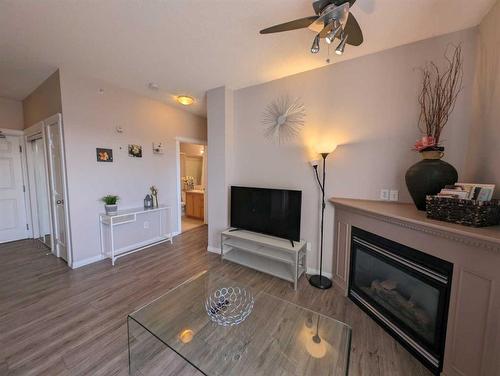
[181,217,205,233]
[0,226,431,376]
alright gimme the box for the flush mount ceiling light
[260,0,363,57]
[176,95,194,106]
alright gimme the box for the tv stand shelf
[220,229,306,290]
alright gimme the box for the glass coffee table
[128,271,352,375]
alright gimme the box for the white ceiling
[0,0,496,116]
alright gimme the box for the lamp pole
[309,152,333,289]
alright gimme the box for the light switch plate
[380,189,390,200]
[389,190,399,201]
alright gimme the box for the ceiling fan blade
[260,16,318,34]
[312,0,356,15]
[344,12,363,46]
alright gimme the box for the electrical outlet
[389,190,399,201]
[144,221,149,229]
[306,242,311,252]
[380,189,390,201]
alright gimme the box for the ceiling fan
[260,0,363,56]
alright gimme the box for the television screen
[230,186,302,241]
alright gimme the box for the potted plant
[405,45,463,210]
[101,195,120,215]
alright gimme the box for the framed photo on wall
[128,144,142,158]
[96,148,113,162]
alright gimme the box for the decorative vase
[405,150,458,211]
[105,204,118,215]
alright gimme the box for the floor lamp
[309,151,333,289]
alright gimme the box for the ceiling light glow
[176,95,195,106]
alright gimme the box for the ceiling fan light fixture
[311,34,320,54]
[335,33,348,55]
[325,21,342,45]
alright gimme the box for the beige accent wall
[0,97,23,130]
[22,70,62,128]
[465,1,500,193]
[58,70,207,264]
[226,28,478,275]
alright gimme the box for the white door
[45,116,69,262]
[31,138,52,246]
[0,135,28,243]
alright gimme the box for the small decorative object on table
[405,44,463,211]
[144,194,153,209]
[204,286,254,326]
[150,186,159,208]
[101,194,120,215]
[426,196,500,227]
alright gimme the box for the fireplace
[348,227,453,374]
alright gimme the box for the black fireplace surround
[349,227,453,375]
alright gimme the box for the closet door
[45,115,70,262]
[0,134,28,243]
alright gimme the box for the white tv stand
[220,229,306,290]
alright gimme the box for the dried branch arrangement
[415,44,464,151]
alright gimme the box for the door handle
[56,199,64,205]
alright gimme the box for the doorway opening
[177,141,206,233]
[24,114,72,264]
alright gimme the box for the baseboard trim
[207,245,220,254]
[306,268,333,279]
[71,254,104,269]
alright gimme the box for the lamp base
[308,275,332,289]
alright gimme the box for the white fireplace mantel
[330,198,500,376]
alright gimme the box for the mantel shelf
[330,198,500,253]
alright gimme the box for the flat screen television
[230,186,302,242]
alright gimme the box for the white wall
[59,70,207,264]
[207,87,233,249]
[224,28,478,275]
[0,97,23,130]
[465,1,500,194]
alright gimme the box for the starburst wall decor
[262,96,306,144]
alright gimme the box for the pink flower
[413,136,436,151]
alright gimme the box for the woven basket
[426,196,500,227]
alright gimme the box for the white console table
[99,206,173,265]
[220,229,306,290]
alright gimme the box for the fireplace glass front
[349,227,453,374]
